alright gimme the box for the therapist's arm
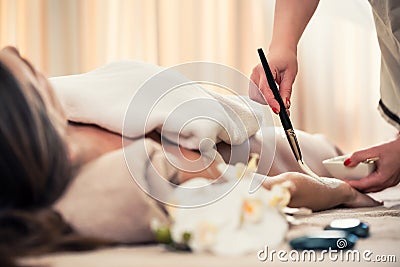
[249,0,320,113]
[270,0,320,52]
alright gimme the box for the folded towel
[54,138,176,243]
[50,61,264,150]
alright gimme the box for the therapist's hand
[249,48,298,114]
[343,135,400,193]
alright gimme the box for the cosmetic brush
[257,48,324,183]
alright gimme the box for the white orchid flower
[168,159,290,255]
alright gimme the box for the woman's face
[0,46,67,132]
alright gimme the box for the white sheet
[50,61,264,150]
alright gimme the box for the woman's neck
[66,123,124,167]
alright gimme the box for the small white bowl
[322,155,376,180]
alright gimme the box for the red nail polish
[344,158,351,166]
[286,98,291,108]
[272,107,279,114]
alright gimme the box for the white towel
[50,61,264,150]
[54,138,177,243]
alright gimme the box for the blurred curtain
[0,0,397,152]
[0,0,273,75]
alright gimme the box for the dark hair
[0,63,71,210]
[0,62,112,266]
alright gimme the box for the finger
[272,68,280,83]
[345,148,379,167]
[250,65,260,87]
[363,185,385,193]
[345,172,382,191]
[344,179,382,193]
[272,69,288,110]
[249,80,268,104]
[249,67,268,105]
[278,70,296,109]
[364,177,396,193]
[259,77,280,112]
[260,63,281,111]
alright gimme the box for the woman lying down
[0,46,381,263]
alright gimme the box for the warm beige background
[0,0,397,152]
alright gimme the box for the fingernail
[272,107,279,114]
[286,98,291,108]
[344,158,351,166]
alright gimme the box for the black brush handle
[257,48,293,130]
